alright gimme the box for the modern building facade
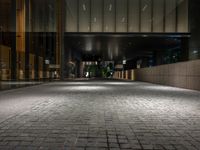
[0,0,199,86]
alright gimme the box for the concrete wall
[135,59,200,91]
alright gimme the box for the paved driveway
[0,80,200,150]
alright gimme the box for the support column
[56,0,65,80]
[11,0,17,80]
[41,32,47,80]
[25,0,32,81]
[180,38,189,61]
[34,33,39,80]
[16,0,26,80]
[155,51,163,66]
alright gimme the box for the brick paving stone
[0,80,200,150]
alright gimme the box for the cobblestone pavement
[0,80,200,150]
[0,81,43,91]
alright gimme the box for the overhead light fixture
[85,38,92,52]
[142,4,148,11]
[123,60,127,65]
[121,17,125,23]
[109,4,112,11]
[94,17,97,22]
[193,50,198,54]
[83,4,86,11]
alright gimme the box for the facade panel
[23,0,188,33]
[141,0,152,32]
[91,0,103,32]
[116,0,127,32]
[153,0,164,32]
[104,0,115,32]
[79,0,90,32]
[165,0,176,32]
[63,0,188,33]
[128,0,140,32]
[177,0,188,32]
[66,0,78,32]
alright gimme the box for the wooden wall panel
[16,0,25,52]
[0,45,11,80]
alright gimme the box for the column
[25,0,32,80]
[180,38,189,61]
[16,0,26,80]
[56,0,65,80]
[11,0,17,80]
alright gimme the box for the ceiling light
[123,60,127,65]
[83,4,86,11]
[121,17,125,23]
[94,17,97,22]
[142,4,148,11]
[193,50,198,54]
[85,38,92,52]
[109,4,112,11]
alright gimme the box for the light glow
[109,4,112,11]
[82,4,86,11]
[66,86,109,91]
